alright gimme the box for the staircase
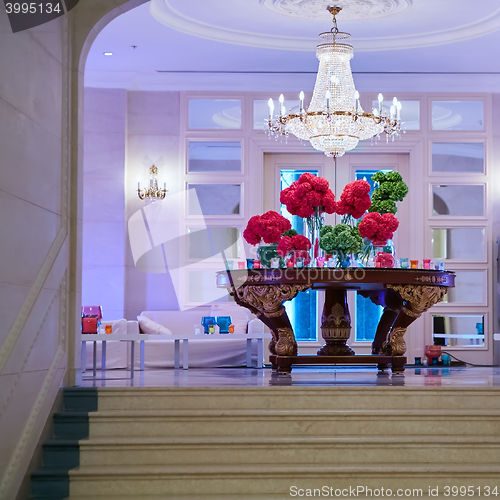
[32,385,500,499]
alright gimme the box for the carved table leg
[231,284,311,356]
[362,290,404,355]
[372,308,400,354]
[385,285,448,356]
[318,289,354,356]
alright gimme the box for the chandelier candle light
[137,165,168,201]
[266,6,404,158]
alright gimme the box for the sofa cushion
[141,309,211,336]
[127,320,140,335]
[138,315,173,335]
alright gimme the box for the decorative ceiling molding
[84,70,500,93]
[261,0,411,22]
[150,0,500,52]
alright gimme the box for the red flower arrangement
[277,234,312,265]
[358,212,400,243]
[280,173,336,218]
[335,180,372,219]
[243,211,292,245]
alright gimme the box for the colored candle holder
[105,324,112,334]
[225,260,234,270]
[253,260,261,269]
[201,316,216,334]
[441,354,451,366]
[237,261,245,269]
[423,259,431,270]
[216,316,231,334]
[424,344,442,365]
[287,259,294,268]
[316,257,325,268]
[246,259,254,269]
[400,258,409,269]
[410,260,418,269]
[296,257,305,268]
[270,257,280,269]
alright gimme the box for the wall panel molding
[0,272,67,499]
[0,230,67,373]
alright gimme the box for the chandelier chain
[328,6,340,35]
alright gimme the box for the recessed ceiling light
[103,52,113,56]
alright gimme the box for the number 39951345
[5,3,62,14]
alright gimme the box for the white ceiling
[85,0,500,91]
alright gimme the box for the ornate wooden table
[216,268,455,373]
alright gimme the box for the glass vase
[371,239,395,268]
[304,208,325,267]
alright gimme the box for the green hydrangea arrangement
[369,171,408,215]
[319,224,363,266]
[282,229,298,237]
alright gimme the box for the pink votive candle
[423,259,431,270]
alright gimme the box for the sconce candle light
[137,165,168,201]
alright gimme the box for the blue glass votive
[216,316,232,334]
[246,258,254,269]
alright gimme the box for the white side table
[81,333,271,378]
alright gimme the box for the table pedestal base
[270,354,406,374]
[318,289,355,357]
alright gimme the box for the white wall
[82,90,182,321]
[0,10,69,499]
[83,88,127,320]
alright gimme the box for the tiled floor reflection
[79,366,500,388]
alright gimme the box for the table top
[81,333,272,341]
[217,268,455,290]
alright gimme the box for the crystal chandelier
[266,6,405,158]
[137,165,168,201]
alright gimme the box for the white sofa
[83,304,269,370]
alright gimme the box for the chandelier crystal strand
[265,6,405,157]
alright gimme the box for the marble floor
[79,365,500,388]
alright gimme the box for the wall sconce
[137,165,167,201]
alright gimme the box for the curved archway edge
[65,0,148,386]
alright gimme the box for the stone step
[66,496,310,500]
[87,409,500,438]
[94,387,500,411]
[65,496,449,500]
[68,464,500,498]
[76,436,500,467]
